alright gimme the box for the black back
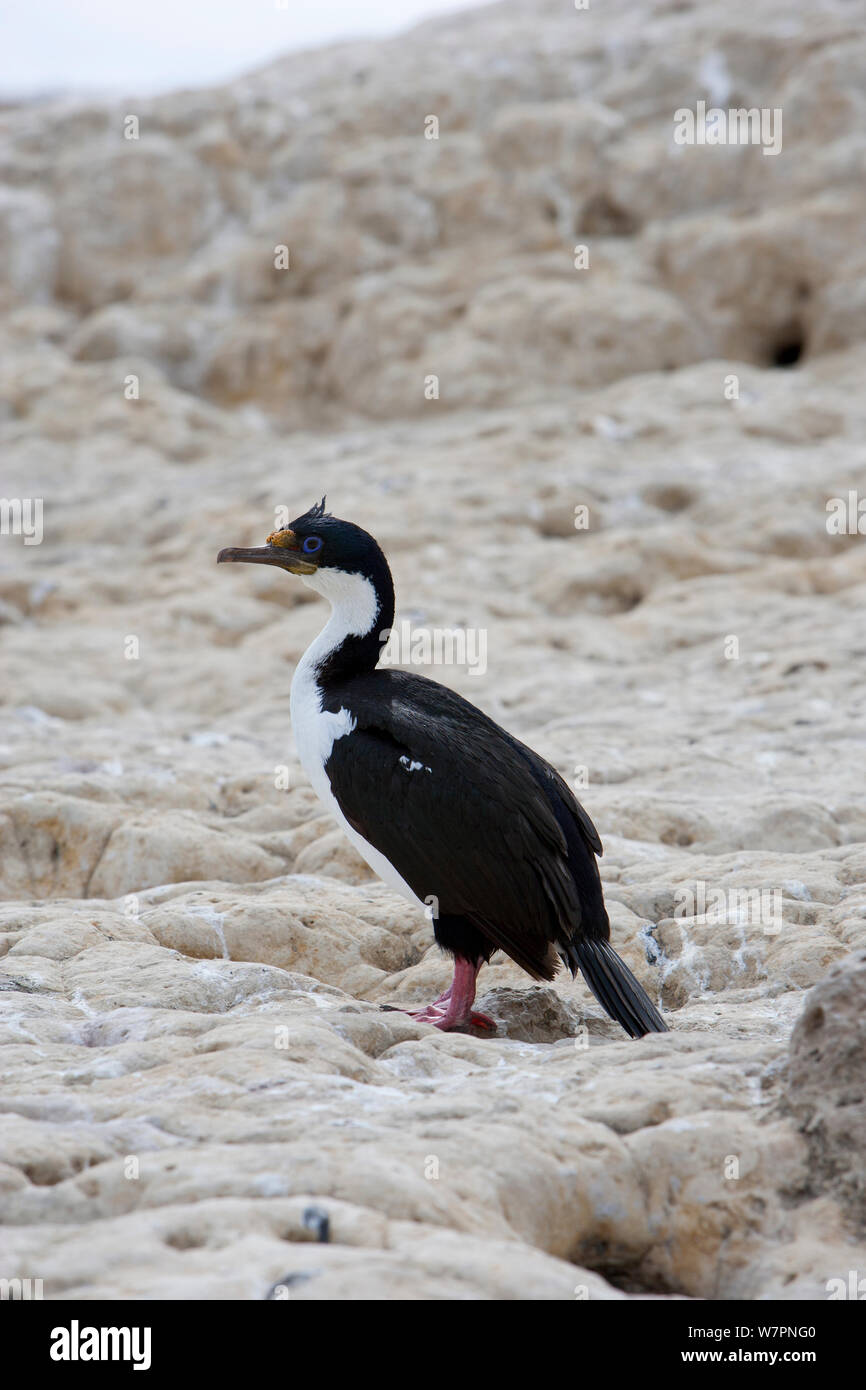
[322,668,609,978]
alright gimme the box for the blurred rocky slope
[1,0,866,1299]
[2,0,866,423]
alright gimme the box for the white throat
[290,568,380,764]
[297,567,381,673]
[289,566,422,908]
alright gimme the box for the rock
[0,794,122,899]
[54,137,220,310]
[0,188,60,310]
[86,812,287,899]
[475,984,615,1042]
[785,951,866,1218]
[291,828,376,882]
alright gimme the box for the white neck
[288,565,423,911]
[289,570,375,820]
[293,568,381,691]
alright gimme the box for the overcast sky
[2,0,490,99]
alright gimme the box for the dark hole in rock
[579,194,640,237]
[22,1162,72,1187]
[164,1229,208,1251]
[803,1004,825,1036]
[643,482,697,513]
[783,660,828,676]
[771,326,805,367]
[660,826,694,847]
[575,1246,680,1297]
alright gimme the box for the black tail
[567,938,668,1038]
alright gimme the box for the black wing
[322,670,608,978]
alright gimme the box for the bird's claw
[379,1002,497,1034]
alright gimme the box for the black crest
[289,496,331,529]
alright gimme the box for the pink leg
[382,958,496,1033]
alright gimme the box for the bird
[218,498,668,1038]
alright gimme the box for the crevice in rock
[579,194,640,237]
[574,1245,683,1297]
[770,324,806,368]
[164,1229,209,1250]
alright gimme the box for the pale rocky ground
[1,0,866,1300]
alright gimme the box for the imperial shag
[218,499,667,1038]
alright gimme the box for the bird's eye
[303,536,323,554]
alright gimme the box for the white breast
[290,568,425,911]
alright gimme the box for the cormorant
[218,499,667,1038]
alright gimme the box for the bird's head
[218,498,392,615]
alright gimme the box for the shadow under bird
[218,499,668,1038]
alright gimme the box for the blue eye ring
[302,535,323,554]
